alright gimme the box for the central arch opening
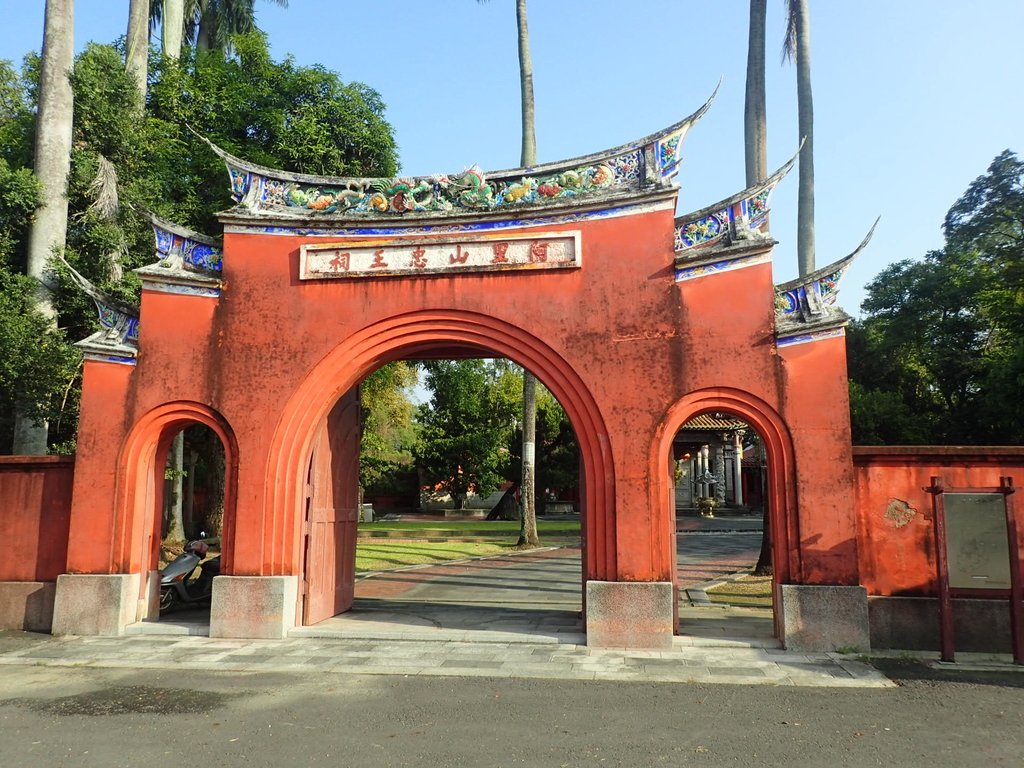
[301,355,586,640]
[275,312,616,642]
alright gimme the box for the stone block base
[0,582,56,632]
[51,573,140,636]
[780,584,870,653]
[209,575,297,640]
[586,581,674,649]
[869,596,1014,653]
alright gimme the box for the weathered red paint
[853,447,1024,597]
[0,457,73,581]
[778,336,860,585]
[303,388,360,624]
[59,188,864,627]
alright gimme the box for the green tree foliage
[0,160,78,441]
[411,357,579,511]
[414,360,517,506]
[501,376,579,500]
[360,361,419,492]
[0,32,398,452]
[0,62,75,449]
[848,151,1024,444]
[147,32,397,233]
[151,0,289,56]
[533,392,579,501]
[0,61,34,171]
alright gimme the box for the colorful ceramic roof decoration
[135,213,223,298]
[673,146,801,256]
[205,87,718,222]
[774,219,880,346]
[60,256,140,364]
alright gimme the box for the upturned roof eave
[198,84,718,190]
[774,217,880,293]
[674,143,802,227]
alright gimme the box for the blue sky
[2,1,1021,314]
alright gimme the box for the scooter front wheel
[159,587,177,613]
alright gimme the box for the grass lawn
[356,540,521,572]
[703,575,773,608]
[360,519,581,537]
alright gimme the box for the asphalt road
[1,661,1021,768]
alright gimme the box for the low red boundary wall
[853,446,1024,596]
[0,456,74,581]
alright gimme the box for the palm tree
[126,0,151,110]
[744,0,768,186]
[515,0,536,170]
[161,0,185,60]
[478,0,540,546]
[12,0,75,454]
[513,0,539,548]
[784,0,815,276]
[153,0,288,59]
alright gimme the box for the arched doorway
[652,388,798,643]
[298,356,586,637]
[266,310,614,634]
[117,402,237,627]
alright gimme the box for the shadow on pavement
[871,658,1024,688]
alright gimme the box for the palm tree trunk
[13,0,75,455]
[125,0,150,110]
[794,0,815,276]
[518,372,539,547]
[515,0,539,548]
[516,0,536,168]
[744,0,768,186]
[162,0,184,60]
[197,2,214,52]
[164,431,187,546]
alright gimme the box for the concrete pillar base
[586,581,674,649]
[209,575,297,640]
[0,581,56,632]
[142,570,160,622]
[51,573,140,636]
[780,584,870,653]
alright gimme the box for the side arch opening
[652,388,798,643]
[116,402,238,627]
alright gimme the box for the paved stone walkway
[0,630,892,687]
[0,515,901,688]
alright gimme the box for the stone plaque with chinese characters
[299,232,581,280]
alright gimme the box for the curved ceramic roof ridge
[193,83,718,188]
[139,210,221,246]
[678,413,749,431]
[775,217,880,292]
[674,140,803,226]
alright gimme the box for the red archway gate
[52,95,870,650]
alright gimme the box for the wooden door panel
[303,389,360,625]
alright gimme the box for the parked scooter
[159,540,220,613]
